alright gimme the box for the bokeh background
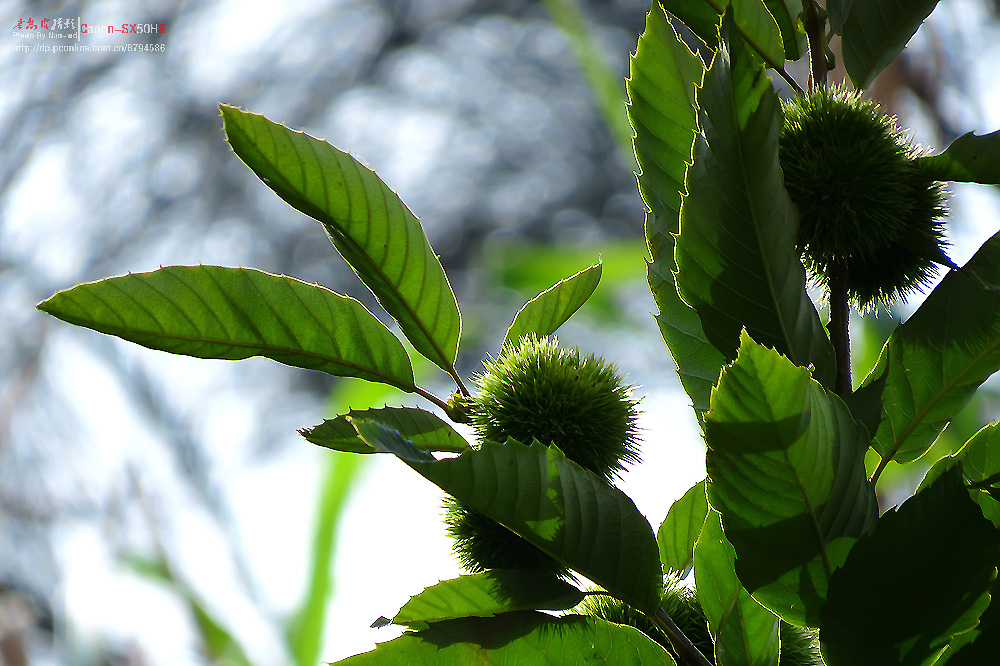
[3,1,1000,664]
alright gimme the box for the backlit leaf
[628,4,723,418]
[502,260,602,350]
[866,231,1000,464]
[37,265,415,391]
[391,571,584,630]
[675,11,835,385]
[705,332,878,626]
[300,407,470,455]
[352,421,664,614]
[333,612,676,665]
[657,478,709,574]
[694,511,780,666]
[220,105,461,378]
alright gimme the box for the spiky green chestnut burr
[445,335,640,574]
[779,86,949,310]
[471,335,640,479]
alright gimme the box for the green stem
[649,606,714,666]
[801,0,828,90]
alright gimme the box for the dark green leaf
[657,479,709,574]
[628,5,723,419]
[827,0,855,34]
[820,466,1000,665]
[762,0,806,61]
[661,0,723,50]
[705,332,878,626]
[391,571,585,630]
[841,0,940,89]
[947,587,1000,665]
[866,231,1000,464]
[732,0,785,66]
[352,421,664,614]
[694,511,780,666]
[333,612,676,665]
[501,260,602,350]
[919,423,1000,526]
[664,0,799,64]
[219,105,461,377]
[675,12,835,386]
[300,407,470,455]
[913,130,1000,184]
[37,265,416,391]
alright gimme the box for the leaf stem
[801,0,828,90]
[649,606,714,666]
[412,385,454,415]
[828,259,852,397]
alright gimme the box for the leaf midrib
[52,299,414,390]
[227,114,455,370]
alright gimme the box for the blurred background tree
[2,0,1000,664]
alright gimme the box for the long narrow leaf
[288,452,364,666]
[501,260,602,350]
[352,421,664,614]
[841,0,940,89]
[705,332,878,627]
[675,11,835,385]
[334,612,676,665]
[866,231,1000,465]
[220,105,462,379]
[300,406,470,455]
[628,5,724,418]
[37,265,416,391]
[694,512,780,666]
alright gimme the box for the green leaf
[665,0,802,63]
[662,0,723,50]
[333,612,676,665]
[628,5,724,419]
[913,130,1000,184]
[675,11,835,386]
[841,0,940,89]
[947,588,1000,665]
[352,421,664,614]
[919,423,1000,526]
[300,407,470,455]
[390,570,585,630]
[820,466,1000,666]
[762,0,806,61]
[827,0,855,35]
[694,511,779,666]
[501,260,602,350]
[705,332,878,626]
[866,231,1000,465]
[288,452,364,666]
[37,265,416,391]
[657,479,709,574]
[219,104,462,378]
[731,0,785,67]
